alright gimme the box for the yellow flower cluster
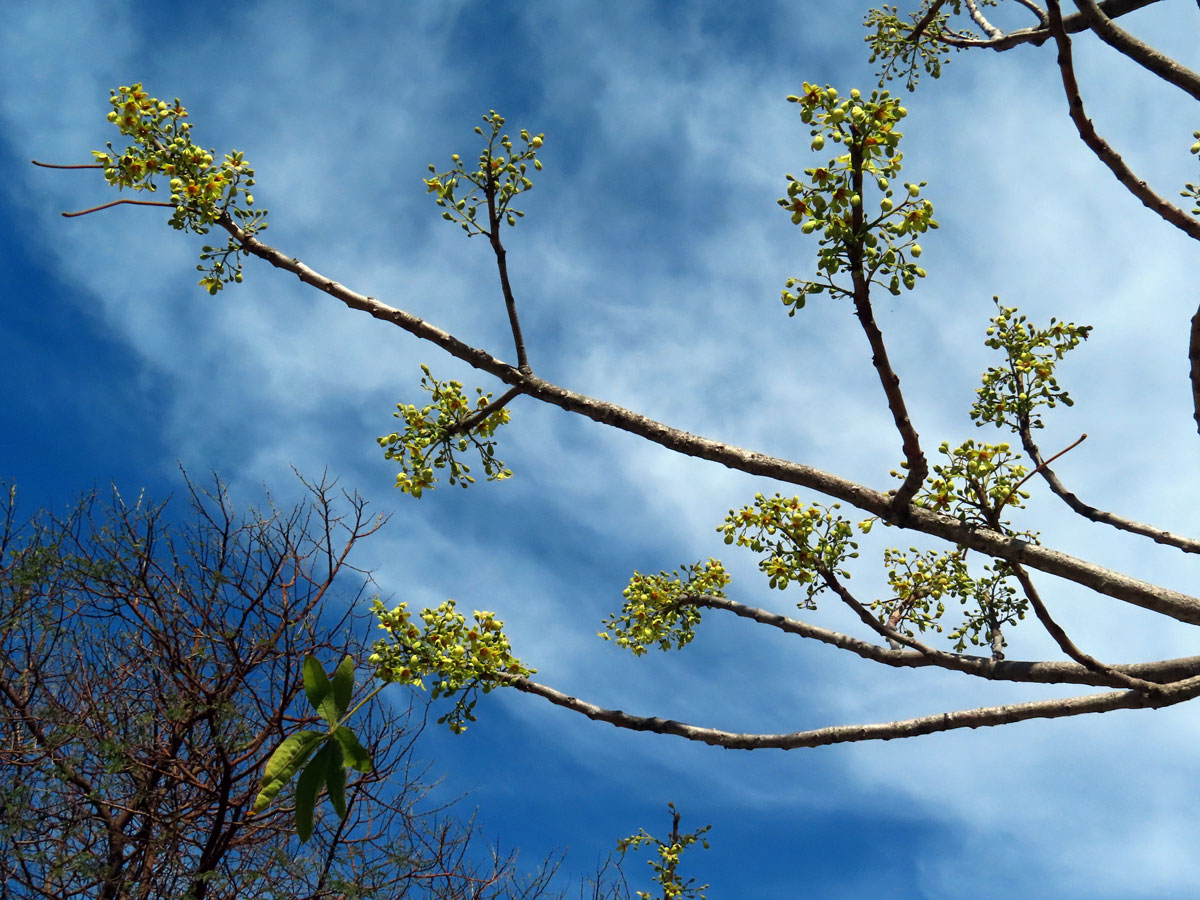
[779,82,935,311]
[599,560,729,656]
[369,598,534,733]
[720,495,858,608]
[92,83,267,293]
[377,364,513,498]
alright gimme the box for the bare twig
[998,432,1087,510]
[1018,425,1200,554]
[1072,0,1200,102]
[1009,563,1165,693]
[964,0,1004,39]
[1191,305,1200,436]
[214,213,1200,625]
[30,160,105,169]
[61,199,174,218]
[1014,0,1050,26]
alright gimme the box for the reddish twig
[999,432,1087,510]
[62,199,174,218]
[31,159,105,170]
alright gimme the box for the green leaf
[294,741,332,843]
[253,730,325,814]
[303,655,340,727]
[303,654,331,712]
[331,656,355,720]
[325,739,347,820]
[333,726,372,773]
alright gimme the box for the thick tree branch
[219,215,1200,625]
[1018,425,1200,553]
[1072,0,1200,102]
[1045,0,1200,243]
[502,670,1200,749]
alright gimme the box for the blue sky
[4,1,1200,896]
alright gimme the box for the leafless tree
[0,474,604,899]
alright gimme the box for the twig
[936,0,1160,49]
[998,432,1087,510]
[1191,306,1200,437]
[1010,563,1166,693]
[485,181,531,374]
[1014,0,1050,27]
[909,0,950,42]
[1018,425,1200,554]
[847,140,928,516]
[964,0,1004,39]
[31,159,105,170]
[444,386,524,437]
[1072,0,1200,102]
[62,199,174,218]
[819,570,944,658]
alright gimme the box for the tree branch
[1009,563,1165,693]
[909,0,950,42]
[1013,0,1050,27]
[503,670,1200,749]
[1191,304,1200,437]
[936,0,1160,49]
[691,594,1200,686]
[964,0,1004,39]
[485,183,531,373]
[217,214,1200,625]
[61,199,174,218]
[848,140,928,514]
[1044,0,1200,243]
[818,569,946,658]
[1072,0,1200,102]
[1018,424,1200,553]
[445,385,523,437]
